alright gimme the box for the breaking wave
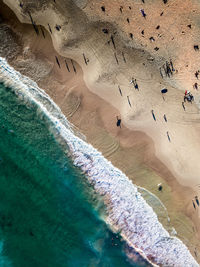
[0,57,198,267]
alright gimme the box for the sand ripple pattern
[92,133,120,158]
[0,57,198,267]
[64,93,81,118]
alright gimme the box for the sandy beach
[1,0,200,263]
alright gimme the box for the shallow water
[0,81,148,267]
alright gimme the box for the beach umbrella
[161,88,168,94]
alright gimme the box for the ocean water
[0,57,198,267]
[0,82,148,265]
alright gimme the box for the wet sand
[1,0,200,262]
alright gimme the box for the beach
[1,0,200,264]
[0,53,197,267]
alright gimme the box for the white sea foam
[0,57,198,267]
[0,240,13,267]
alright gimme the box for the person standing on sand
[166,131,171,142]
[116,116,121,128]
[192,200,196,209]
[158,183,163,191]
[193,83,198,90]
[134,79,139,90]
[166,62,172,77]
[140,9,146,18]
[118,85,122,96]
[195,196,199,206]
[195,71,199,79]
[83,53,89,65]
[151,110,156,121]
[170,59,175,72]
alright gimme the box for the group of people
[101,2,197,147]
[184,90,194,103]
[160,60,175,78]
[102,0,200,247]
[130,78,139,90]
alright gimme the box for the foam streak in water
[0,57,198,267]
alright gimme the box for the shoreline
[0,56,198,266]
[1,0,200,262]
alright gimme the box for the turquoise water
[0,82,150,267]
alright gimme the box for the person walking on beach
[158,183,163,191]
[166,131,171,142]
[101,6,105,12]
[83,53,89,65]
[166,61,172,77]
[170,59,175,72]
[151,110,156,121]
[134,79,139,90]
[192,200,196,209]
[163,114,167,122]
[193,83,198,90]
[116,116,122,128]
[118,85,122,96]
[195,196,199,206]
[140,9,146,18]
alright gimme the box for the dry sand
[1,0,200,262]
